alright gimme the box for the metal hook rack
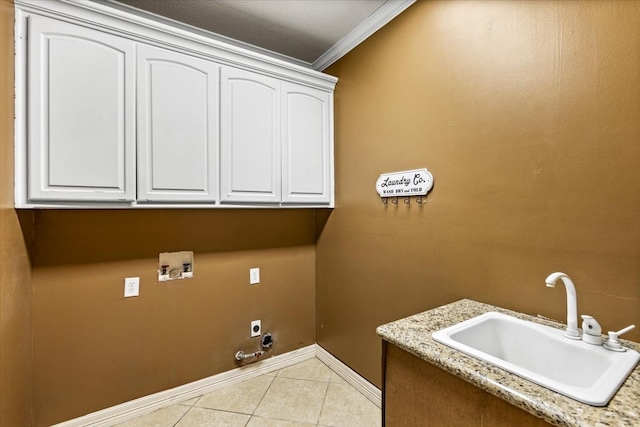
[380,195,427,205]
[380,196,427,206]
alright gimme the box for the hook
[416,195,425,205]
[381,197,388,205]
[404,196,410,205]
[391,197,398,205]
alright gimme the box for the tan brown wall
[32,209,316,426]
[318,0,640,388]
[0,0,33,425]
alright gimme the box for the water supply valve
[235,350,265,361]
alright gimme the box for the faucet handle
[581,315,603,345]
[603,324,635,352]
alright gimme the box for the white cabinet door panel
[220,67,281,203]
[137,44,219,202]
[282,83,332,204]
[28,16,135,201]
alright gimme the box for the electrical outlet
[251,320,261,337]
[250,268,260,285]
[124,277,139,297]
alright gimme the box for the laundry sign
[376,168,434,197]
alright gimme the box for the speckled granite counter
[376,299,640,427]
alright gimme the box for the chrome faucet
[545,272,581,339]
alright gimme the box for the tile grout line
[260,360,334,426]
[257,375,329,425]
[246,370,278,424]
[174,395,204,427]
[315,375,332,426]
[173,375,276,427]
[171,404,191,427]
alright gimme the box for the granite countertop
[376,299,640,427]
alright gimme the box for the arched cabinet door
[220,67,281,204]
[27,15,135,202]
[136,44,219,203]
[282,83,332,205]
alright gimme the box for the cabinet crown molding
[15,0,338,91]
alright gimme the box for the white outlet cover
[251,320,261,337]
[124,277,140,297]
[250,268,260,285]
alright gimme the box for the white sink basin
[432,312,640,406]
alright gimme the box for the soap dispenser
[581,315,603,345]
[603,325,636,352]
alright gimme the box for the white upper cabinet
[15,1,337,208]
[282,83,333,204]
[220,73,334,205]
[220,67,282,203]
[137,44,219,202]
[26,15,136,202]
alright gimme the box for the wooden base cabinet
[382,343,550,427]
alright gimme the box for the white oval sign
[376,168,433,197]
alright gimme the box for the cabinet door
[137,45,219,202]
[220,67,281,203]
[282,83,333,204]
[27,16,135,202]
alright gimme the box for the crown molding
[20,0,414,74]
[313,0,416,71]
[93,0,315,70]
[15,0,333,87]
[98,0,416,72]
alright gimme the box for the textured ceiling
[110,0,390,64]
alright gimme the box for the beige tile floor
[115,358,381,427]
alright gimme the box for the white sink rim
[431,311,640,406]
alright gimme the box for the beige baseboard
[53,344,380,426]
[315,344,382,408]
